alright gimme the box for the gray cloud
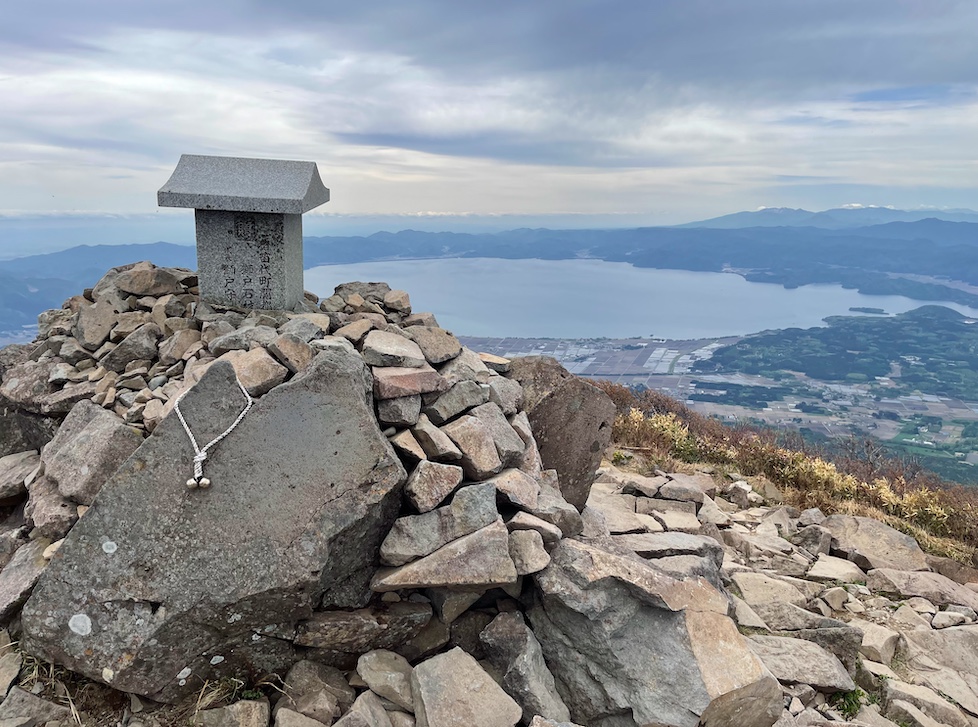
[1,0,978,221]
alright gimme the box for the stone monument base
[195,209,304,311]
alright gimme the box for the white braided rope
[173,375,253,482]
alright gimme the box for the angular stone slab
[412,647,522,727]
[373,365,450,400]
[294,602,432,652]
[0,450,38,502]
[404,460,464,513]
[41,400,143,506]
[821,515,928,572]
[748,635,855,693]
[361,330,426,369]
[529,539,780,727]
[868,568,978,610]
[441,415,503,480]
[372,518,517,591]
[505,356,615,511]
[380,483,498,566]
[21,353,406,702]
[480,612,571,723]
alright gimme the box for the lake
[305,258,978,339]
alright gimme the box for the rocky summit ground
[0,261,975,727]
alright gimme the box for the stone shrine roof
[157,154,330,214]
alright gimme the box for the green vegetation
[829,689,866,720]
[696,306,978,400]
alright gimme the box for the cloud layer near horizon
[2,0,978,227]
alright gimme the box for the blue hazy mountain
[681,206,978,229]
[2,212,978,335]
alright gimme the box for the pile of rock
[0,260,976,727]
[585,465,978,726]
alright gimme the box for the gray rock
[362,331,426,369]
[505,357,615,511]
[412,647,522,727]
[279,316,327,343]
[372,366,449,400]
[275,708,329,727]
[425,589,482,625]
[486,468,540,510]
[101,323,163,373]
[610,532,724,566]
[487,376,523,416]
[74,300,119,351]
[220,347,290,396]
[357,650,414,712]
[294,602,432,653]
[437,348,492,385]
[197,698,270,727]
[380,484,498,566]
[529,539,781,727]
[468,403,525,469]
[372,518,517,591]
[41,400,143,505]
[405,327,461,365]
[528,472,583,538]
[21,353,406,702]
[868,568,978,610]
[789,625,865,675]
[480,612,571,723]
[508,529,551,575]
[748,635,855,692]
[882,680,969,727]
[334,282,392,302]
[422,381,489,425]
[208,325,279,357]
[24,476,76,539]
[411,415,462,462]
[277,660,355,719]
[506,511,563,545]
[440,415,502,480]
[798,508,826,527]
[791,525,833,557]
[333,691,393,727]
[0,360,98,416]
[0,539,50,623]
[821,515,928,572]
[158,328,202,366]
[0,410,58,460]
[404,460,464,513]
[267,334,314,374]
[114,263,184,297]
[377,396,422,429]
[751,602,846,632]
[0,451,38,502]
[0,686,70,726]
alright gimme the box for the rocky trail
[0,261,975,726]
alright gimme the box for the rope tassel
[174,375,253,490]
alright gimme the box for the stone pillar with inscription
[158,154,329,311]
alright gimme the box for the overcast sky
[2,0,978,240]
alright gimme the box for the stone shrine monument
[158,154,329,311]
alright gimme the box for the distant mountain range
[680,206,978,229]
[1,209,977,336]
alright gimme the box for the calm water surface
[305,258,978,339]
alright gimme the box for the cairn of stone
[0,262,977,726]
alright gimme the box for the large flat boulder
[505,357,615,511]
[21,353,406,702]
[528,539,782,727]
[821,515,928,572]
[868,569,978,610]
